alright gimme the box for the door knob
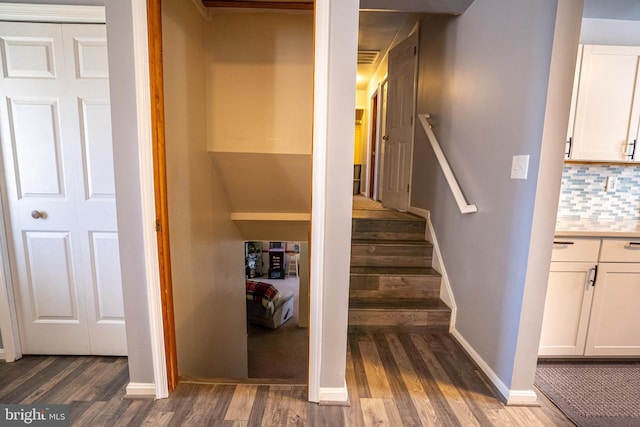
[31,210,44,219]
[382,135,389,140]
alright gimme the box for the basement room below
[244,241,308,382]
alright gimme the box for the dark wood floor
[0,331,573,426]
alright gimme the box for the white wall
[162,0,248,378]
[205,12,313,219]
[410,0,582,402]
[207,11,313,155]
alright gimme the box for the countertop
[555,217,640,238]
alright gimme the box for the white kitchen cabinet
[584,238,640,356]
[539,262,597,356]
[584,263,640,356]
[539,239,600,356]
[541,237,640,357]
[568,45,640,161]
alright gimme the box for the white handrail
[418,114,477,214]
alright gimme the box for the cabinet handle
[589,264,598,287]
[553,241,574,245]
[565,137,573,159]
[627,242,640,248]
[626,139,637,160]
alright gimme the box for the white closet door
[0,21,126,355]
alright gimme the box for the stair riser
[350,250,432,267]
[352,231,425,241]
[351,242,432,254]
[349,275,441,299]
[352,219,425,241]
[351,256,431,268]
[348,308,450,328]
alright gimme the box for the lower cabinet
[539,262,595,356]
[584,263,640,356]
[540,237,640,357]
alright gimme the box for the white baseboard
[319,380,349,404]
[407,206,429,220]
[450,329,539,406]
[506,389,539,406]
[427,222,454,311]
[418,211,456,329]
[126,382,156,398]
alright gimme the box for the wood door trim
[202,1,313,10]
[146,0,178,393]
[368,92,378,198]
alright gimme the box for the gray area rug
[535,362,640,427]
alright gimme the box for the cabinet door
[539,262,596,356]
[565,45,582,158]
[571,45,640,161]
[584,263,640,356]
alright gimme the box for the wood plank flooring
[0,332,573,426]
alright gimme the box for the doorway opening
[245,241,308,382]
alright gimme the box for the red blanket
[245,280,278,312]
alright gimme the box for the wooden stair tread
[350,266,440,276]
[352,209,423,220]
[349,298,450,311]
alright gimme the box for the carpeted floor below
[352,195,386,210]
[247,276,308,382]
[535,361,640,427]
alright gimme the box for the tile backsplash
[558,164,640,220]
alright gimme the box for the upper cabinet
[566,45,640,162]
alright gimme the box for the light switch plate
[511,155,529,180]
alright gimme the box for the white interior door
[381,32,417,211]
[0,22,126,355]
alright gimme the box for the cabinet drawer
[600,239,640,263]
[551,238,600,262]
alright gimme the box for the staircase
[348,206,451,332]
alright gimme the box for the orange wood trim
[203,1,313,10]
[146,0,178,393]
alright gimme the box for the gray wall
[411,0,577,392]
[581,18,640,45]
[105,1,154,385]
[317,0,359,392]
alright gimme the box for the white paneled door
[381,32,417,212]
[0,22,126,355]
